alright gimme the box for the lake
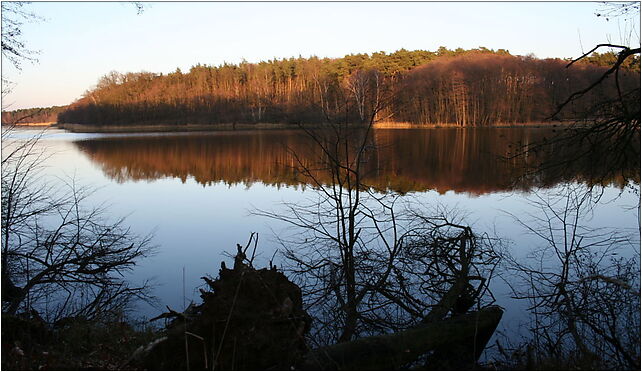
[6,126,640,342]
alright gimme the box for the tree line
[4,47,639,127]
[395,53,638,125]
[1,105,67,124]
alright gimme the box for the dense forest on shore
[1,105,67,124]
[50,47,639,127]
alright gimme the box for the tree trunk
[297,306,503,370]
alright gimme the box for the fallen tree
[129,240,503,370]
[297,305,503,370]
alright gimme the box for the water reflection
[73,128,638,194]
[7,127,638,362]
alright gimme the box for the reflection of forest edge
[74,128,639,195]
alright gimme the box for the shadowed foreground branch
[297,305,503,370]
[1,127,155,322]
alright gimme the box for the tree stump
[136,258,311,370]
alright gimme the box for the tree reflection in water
[73,128,638,195]
[72,127,639,368]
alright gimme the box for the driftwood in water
[297,306,503,370]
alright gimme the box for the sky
[2,1,640,110]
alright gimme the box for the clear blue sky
[3,1,640,110]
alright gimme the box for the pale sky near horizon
[2,1,640,110]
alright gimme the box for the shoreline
[51,121,571,134]
[2,122,57,127]
[54,122,301,133]
[373,121,567,129]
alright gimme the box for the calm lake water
[7,126,640,340]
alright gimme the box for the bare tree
[1,1,42,103]
[503,184,640,369]
[257,72,500,349]
[512,2,640,190]
[261,191,500,344]
[257,74,393,344]
[1,128,155,322]
[552,44,639,175]
[1,1,41,71]
[1,0,156,323]
[499,8,640,367]
[259,122,386,344]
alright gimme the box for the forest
[50,47,640,127]
[1,105,67,124]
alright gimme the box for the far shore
[2,121,57,127]
[373,121,567,129]
[49,121,571,134]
